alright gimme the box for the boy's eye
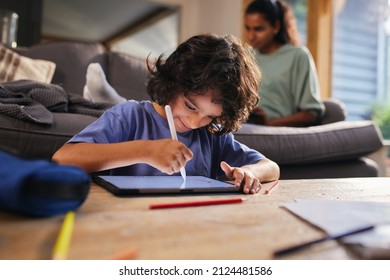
[185,101,196,111]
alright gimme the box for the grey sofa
[0,41,385,179]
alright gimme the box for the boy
[52,34,280,194]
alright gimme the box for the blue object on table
[0,151,90,216]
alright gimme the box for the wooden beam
[307,0,334,99]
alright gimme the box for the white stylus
[165,105,187,181]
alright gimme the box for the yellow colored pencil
[52,211,75,260]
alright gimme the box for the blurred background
[1,0,390,133]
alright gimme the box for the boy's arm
[241,158,280,182]
[52,139,193,174]
[220,158,280,194]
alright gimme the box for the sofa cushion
[0,113,97,160]
[107,52,149,101]
[0,44,56,84]
[234,120,384,165]
[279,158,379,179]
[17,41,107,96]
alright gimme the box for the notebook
[93,175,240,195]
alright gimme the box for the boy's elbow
[263,158,280,181]
[52,144,75,165]
[272,161,280,180]
[52,148,66,165]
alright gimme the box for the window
[109,10,179,60]
[42,0,179,59]
[332,0,388,120]
[287,0,389,121]
[287,0,307,44]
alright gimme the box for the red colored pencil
[149,197,244,210]
[265,180,279,194]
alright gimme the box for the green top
[255,44,325,120]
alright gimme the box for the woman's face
[169,89,223,133]
[244,12,280,54]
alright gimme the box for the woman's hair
[245,0,301,46]
[146,33,261,134]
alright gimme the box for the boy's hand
[147,139,193,174]
[220,161,261,194]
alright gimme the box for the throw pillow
[0,44,56,84]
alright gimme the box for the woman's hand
[220,161,262,194]
[145,139,193,174]
[247,107,268,125]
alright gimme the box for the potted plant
[372,103,390,139]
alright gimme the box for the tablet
[93,175,240,195]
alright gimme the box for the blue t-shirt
[69,100,264,178]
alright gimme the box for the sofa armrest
[320,98,347,124]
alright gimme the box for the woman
[245,0,325,126]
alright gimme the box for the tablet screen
[93,175,239,195]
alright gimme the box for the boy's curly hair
[146,33,261,134]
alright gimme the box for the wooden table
[1,177,390,260]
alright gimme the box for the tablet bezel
[93,175,241,196]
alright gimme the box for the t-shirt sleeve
[68,103,131,144]
[214,133,265,178]
[292,47,325,118]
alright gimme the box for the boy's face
[244,12,280,54]
[169,88,223,133]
